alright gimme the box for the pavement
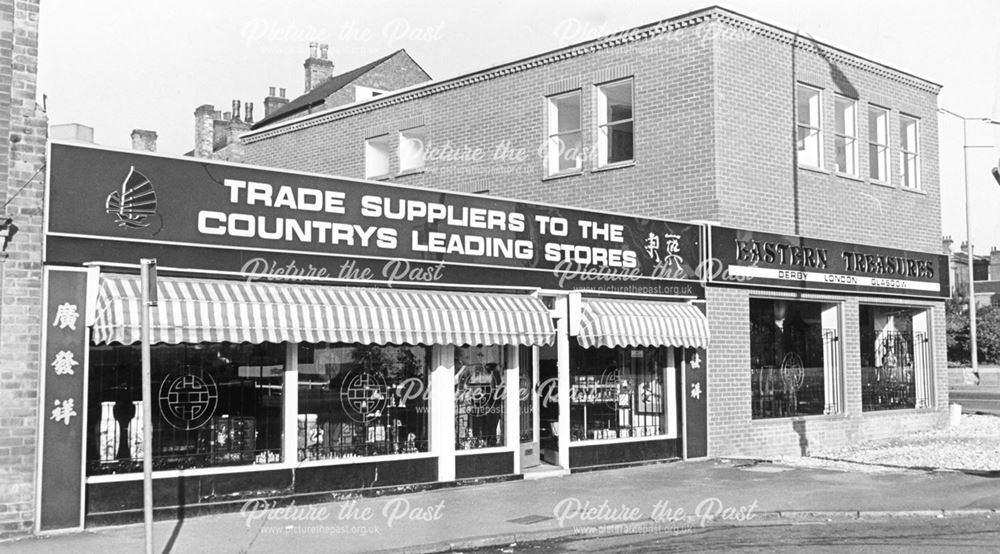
[4,459,1000,554]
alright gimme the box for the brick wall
[242,7,949,459]
[706,286,948,458]
[0,0,45,537]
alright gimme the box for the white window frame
[545,90,583,176]
[833,95,857,176]
[399,126,427,174]
[596,78,634,167]
[796,84,823,169]
[867,105,889,183]
[364,134,391,179]
[899,114,920,190]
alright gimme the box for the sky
[36,0,1000,253]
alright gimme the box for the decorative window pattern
[454,345,507,449]
[297,343,430,461]
[900,115,920,189]
[868,106,889,182]
[796,84,823,168]
[86,343,285,475]
[597,79,634,166]
[834,95,857,175]
[546,90,582,175]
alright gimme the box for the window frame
[545,89,583,177]
[398,126,427,174]
[867,105,889,184]
[749,298,844,420]
[899,114,920,190]
[364,133,391,179]
[796,83,824,169]
[833,94,858,176]
[596,78,635,168]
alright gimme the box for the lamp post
[938,108,1000,374]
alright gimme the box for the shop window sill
[869,179,895,189]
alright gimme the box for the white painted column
[555,297,570,468]
[283,343,299,464]
[430,345,456,481]
[505,345,520,474]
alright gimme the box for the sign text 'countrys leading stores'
[44,143,703,294]
[709,226,949,298]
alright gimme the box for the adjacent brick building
[243,6,949,458]
[0,0,47,537]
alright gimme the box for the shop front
[704,226,950,457]
[37,142,710,531]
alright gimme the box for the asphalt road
[950,388,1000,416]
[461,514,1000,553]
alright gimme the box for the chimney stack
[264,86,290,118]
[942,235,953,255]
[245,102,254,124]
[194,104,216,158]
[304,42,334,93]
[990,246,1000,281]
[961,241,970,253]
[130,129,158,152]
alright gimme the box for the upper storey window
[399,126,427,173]
[899,115,920,190]
[546,91,582,176]
[597,79,634,167]
[867,106,889,183]
[796,84,823,168]
[834,95,857,176]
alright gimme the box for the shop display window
[860,305,928,411]
[454,345,507,449]
[86,343,285,475]
[568,342,671,441]
[297,343,430,460]
[750,299,839,419]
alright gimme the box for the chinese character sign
[39,269,90,531]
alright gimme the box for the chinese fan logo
[105,166,157,229]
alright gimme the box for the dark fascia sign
[45,142,703,296]
[708,226,950,298]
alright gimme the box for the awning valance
[576,299,709,349]
[91,274,555,347]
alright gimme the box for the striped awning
[576,298,709,349]
[91,274,555,347]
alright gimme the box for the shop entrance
[536,344,560,467]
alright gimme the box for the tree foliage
[945,283,1000,365]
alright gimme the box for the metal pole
[963,119,979,374]
[140,259,155,554]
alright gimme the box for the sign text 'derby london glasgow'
[45,143,702,291]
[708,226,949,298]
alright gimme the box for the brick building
[26,4,951,534]
[0,0,46,537]
[188,44,429,162]
[242,5,949,459]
